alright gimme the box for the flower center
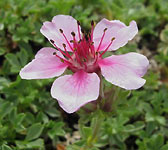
[50,21,115,73]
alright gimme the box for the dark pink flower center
[50,21,115,73]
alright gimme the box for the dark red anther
[62,43,66,48]
[104,28,107,32]
[71,32,76,37]
[91,20,94,26]
[59,29,63,33]
[77,20,81,40]
[111,37,115,41]
[62,43,73,60]
[78,39,81,43]
[81,28,85,34]
[77,20,80,25]
[53,52,56,55]
[50,39,54,43]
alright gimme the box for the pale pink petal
[20,47,68,79]
[40,15,81,51]
[51,71,100,113]
[98,52,149,90]
[93,19,138,51]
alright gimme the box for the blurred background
[0,0,168,150]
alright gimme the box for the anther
[53,52,56,55]
[62,43,66,48]
[74,48,77,51]
[60,59,64,63]
[81,28,85,34]
[85,34,89,41]
[70,40,74,43]
[104,28,107,32]
[83,58,86,62]
[50,39,54,43]
[91,20,94,26]
[77,20,80,25]
[78,39,81,43]
[71,32,75,37]
[111,37,115,41]
[91,42,94,45]
[59,29,63,33]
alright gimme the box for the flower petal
[20,47,68,79]
[40,15,81,51]
[98,52,149,90]
[51,70,100,113]
[93,19,138,51]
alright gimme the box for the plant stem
[99,74,104,99]
[85,112,103,149]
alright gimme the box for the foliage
[0,0,168,149]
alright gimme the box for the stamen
[62,43,73,60]
[73,47,82,66]
[77,20,81,40]
[90,20,94,42]
[71,32,76,37]
[59,28,74,51]
[62,43,66,47]
[81,28,84,34]
[91,20,94,26]
[78,39,81,43]
[54,53,71,64]
[96,28,108,52]
[99,37,115,58]
[85,33,89,41]
[50,39,71,59]
[50,39,55,44]
[77,20,80,25]
[59,29,63,33]
[55,55,73,67]
[71,32,78,50]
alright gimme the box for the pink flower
[20,15,149,113]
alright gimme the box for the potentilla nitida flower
[20,15,149,113]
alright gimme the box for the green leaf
[0,48,5,56]
[17,49,28,66]
[14,113,26,126]
[25,123,44,141]
[5,53,21,73]
[27,139,44,149]
[16,139,44,149]
[48,122,65,139]
[1,145,13,150]
[161,144,168,150]
[0,101,14,120]
[36,111,49,123]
